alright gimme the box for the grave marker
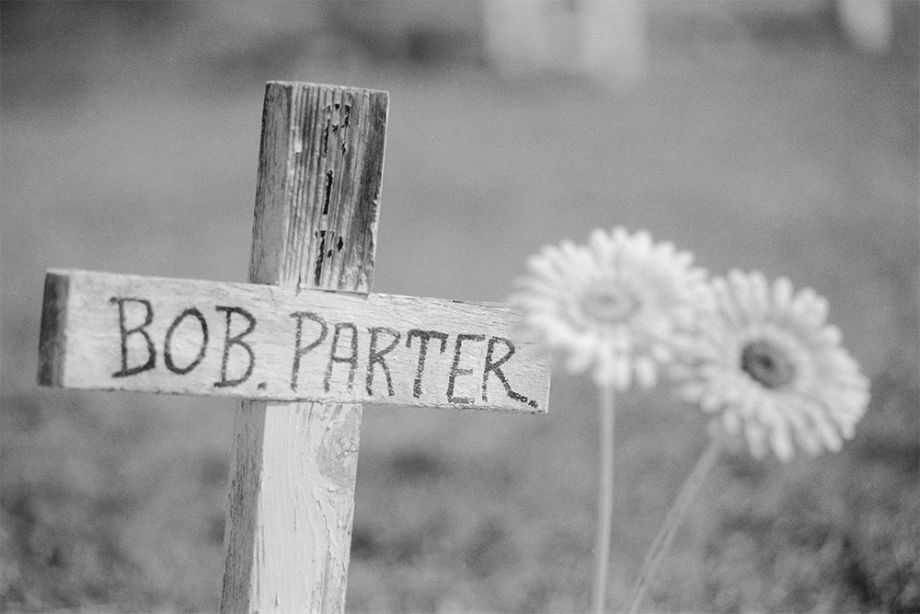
[38,82,551,613]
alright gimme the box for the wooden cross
[37,82,551,613]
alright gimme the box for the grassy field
[1,3,918,612]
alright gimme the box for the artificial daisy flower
[511,227,712,390]
[676,270,870,461]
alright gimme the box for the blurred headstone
[836,0,893,54]
[482,0,647,89]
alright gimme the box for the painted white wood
[39,269,549,413]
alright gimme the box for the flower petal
[672,270,870,460]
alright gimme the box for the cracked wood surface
[223,82,387,614]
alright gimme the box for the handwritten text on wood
[40,269,549,413]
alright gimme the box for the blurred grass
[1,2,918,612]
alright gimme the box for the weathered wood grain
[38,272,69,387]
[218,82,392,614]
[34,80,555,613]
[37,269,550,412]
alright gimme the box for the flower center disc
[581,284,637,325]
[740,339,796,389]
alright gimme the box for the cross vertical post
[220,82,388,613]
[37,80,551,613]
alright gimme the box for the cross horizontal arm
[39,269,550,413]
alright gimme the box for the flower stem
[591,384,615,614]
[626,437,722,614]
